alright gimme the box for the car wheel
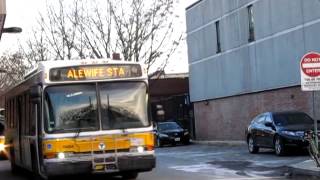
[122,172,138,180]
[184,139,190,145]
[157,138,162,147]
[248,136,259,154]
[172,141,176,146]
[274,136,286,156]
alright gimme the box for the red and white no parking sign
[300,52,320,91]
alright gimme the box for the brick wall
[193,86,318,140]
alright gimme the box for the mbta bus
[3,59,155,179]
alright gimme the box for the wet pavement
[0,143,317,179]
[145,143,315,179]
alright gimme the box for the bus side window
[30,103,36,136]
[13,98,16,128]
[7,101,9,129]
[8,99,14,128]
[20,96,25,135]
[0,122,4,135]
[26,94,31,136]
[24,94,29,136]
[5,101,8,129]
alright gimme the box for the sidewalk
[191,140,246,146]
[289,159,320,177]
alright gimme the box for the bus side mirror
[30,86,42,103]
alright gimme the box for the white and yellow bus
[3,59,155,179]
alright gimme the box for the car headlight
[184,132,189,136]
[158,133,168,138]
[281,131,304,137]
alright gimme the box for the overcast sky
[0,0,198,73]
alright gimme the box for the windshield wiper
[51,126,96,133]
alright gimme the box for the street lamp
[0,26,22,40]
[2,27,22,33]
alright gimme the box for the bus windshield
[99,82,149,130]
[44,82,149,133]
[44,84,99,133]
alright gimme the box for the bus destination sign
[49,64,142,81]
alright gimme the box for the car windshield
[158,122,182,131]
[273,113,314,126]
[44,84,99,133]
[99,82,149,130]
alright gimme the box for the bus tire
[10,149,20,174]
[30,145,38,174]
[122,172,138,180]
[30,145,42,179]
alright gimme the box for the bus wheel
[11,161,19,174]
[122,172,138,180]
[10,151,20,174]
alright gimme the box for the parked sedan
[245,111,315,156]
[155,121,190,147]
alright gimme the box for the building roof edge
[186,0,203,11]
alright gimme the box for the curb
[191,140,246,146]
[288,160,320,177]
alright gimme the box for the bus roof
[25,59,145,79]
[2,59,147,99]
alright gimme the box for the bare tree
[0,52,31,92]
[22,0,182,72]
[110,0,182,71]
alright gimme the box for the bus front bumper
[43,151,156,176]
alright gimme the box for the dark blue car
[155,121,190,147]
[245,111,315,156]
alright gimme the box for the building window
[215,21,221,53]
[248,5,255,42]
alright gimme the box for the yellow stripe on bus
[43,132,154,154]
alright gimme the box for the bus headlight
[57,152,65,159]
[130,146,145,153]
[0,144,4,151]
[137,146,144,153]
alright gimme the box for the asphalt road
[0,143,316,180]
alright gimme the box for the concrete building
[186,0,320,140]
[0,0,5,38]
